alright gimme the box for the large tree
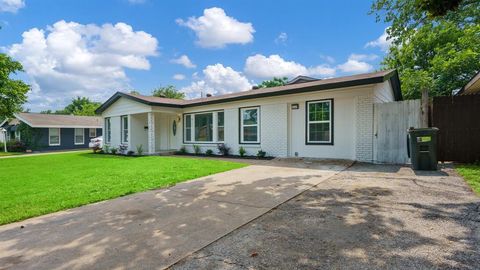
[152,85,185,99]
[42,97,101,116]
[258,77,289,88]
[0,54,30,118]
[370,0,480,99]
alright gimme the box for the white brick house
[96,69,402,162]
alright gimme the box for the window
[184,111,224,143]
[49,128,61,146]
[240,107,260,144]
[14,131,21,140]
[217,111,224,142]
[89,128,96,137]
[105,118,111,143]
[74,128,84,145]
[306,99,333,144]
[121,116,129,143]
[185,115,192,142]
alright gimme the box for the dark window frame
[182,109,224,144]
[305,99,334,145]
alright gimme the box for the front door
[159,116,170,150]
[289,103,303,157]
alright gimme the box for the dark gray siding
[32,128,102,151]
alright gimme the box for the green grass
[0,152,24,157]
[0,152,247,225]
[456,164,480,195]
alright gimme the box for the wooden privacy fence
[431,94,480,163]
[374,99,423,164]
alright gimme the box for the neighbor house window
[14,131,21,140]
[105,118,111,143]
[217,111,224,142]
[184,111,224,143]
[240,107,260,144]
[74,128,84,145]
[121,115,129,143]
[49,128,61,146]
[306,99,333,144]
[89,128,96,137]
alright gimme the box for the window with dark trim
[306,99,333,144]
[89,128,96,137]
[240,107,260,144]
[49,128,61,146]
[183,110,224,143]
[121,115,129,143]
[74,128,84,145]
[105,118,111,143]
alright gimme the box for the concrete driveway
[171,163,480,270]
[0,158,350,270]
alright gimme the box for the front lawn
[0,152,24,157]
[456,164,480,195]
[0,152,247,225]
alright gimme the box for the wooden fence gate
[431,94,480,163]
[374,99,423,164]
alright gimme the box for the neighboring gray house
[96,69,402,162]
[1,113,103,151]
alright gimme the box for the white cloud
[181,64,251,98]
[7,20,158,110]
[170,54,196,68]
[173,74,186,80]
[319,54,335,64]
[275,32,288,44]
[0,0,25,13]
[176,7,255,48]
[349,53,378,61]
[337,54,374,74]
[244,54,336,79]
[365,28,393,52]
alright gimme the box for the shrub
[127,150,135,156]
[176,146,187,155]
[136,144,144,156]
[118,144,128,155]
[205,149,213,156]
[6,140,26,152]
[103,144,110,154]
[110,147,118,155]
[239,146,246,157]
[193,145,201,155]
[257,150,266,159]
[217,143,230,156]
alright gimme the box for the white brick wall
[261,103,288,157]
[355,95,374,162]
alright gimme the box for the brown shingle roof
[97,69,402,113]
[15,112,103,128]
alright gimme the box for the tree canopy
[370,0,479,99]
[258,77,289,88]
[41,97,101,116]
[0,53,30,119]
[152,85,186,99]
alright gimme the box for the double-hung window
[105,118,111,143]
[74,128,84,145]
[89,128,96,137]
[184,111,224,143]
[217,111,224,142]
[240,107,260,144]
[49,128,61,146]
[306,99,333,144]
[121,115,129,143]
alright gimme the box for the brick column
[148,112,155,154]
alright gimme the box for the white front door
[288,103,304,157]
[159,116,170,150]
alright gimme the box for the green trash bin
[407,128,439,171]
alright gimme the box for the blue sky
[0,0,391,111]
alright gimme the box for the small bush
[178,146,187,154]
[127,150,135,156]
[6,140,26,152]
[110,147,118,155]
[257,150,266,159]
[205,149,213,156]
[217,143,230,156]
[103,144,110,154]
[118,144,128,155]
[136,144,144,156]
[193,145,201,155]
[239,146,246,157]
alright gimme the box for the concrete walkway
[0,158,350,270]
